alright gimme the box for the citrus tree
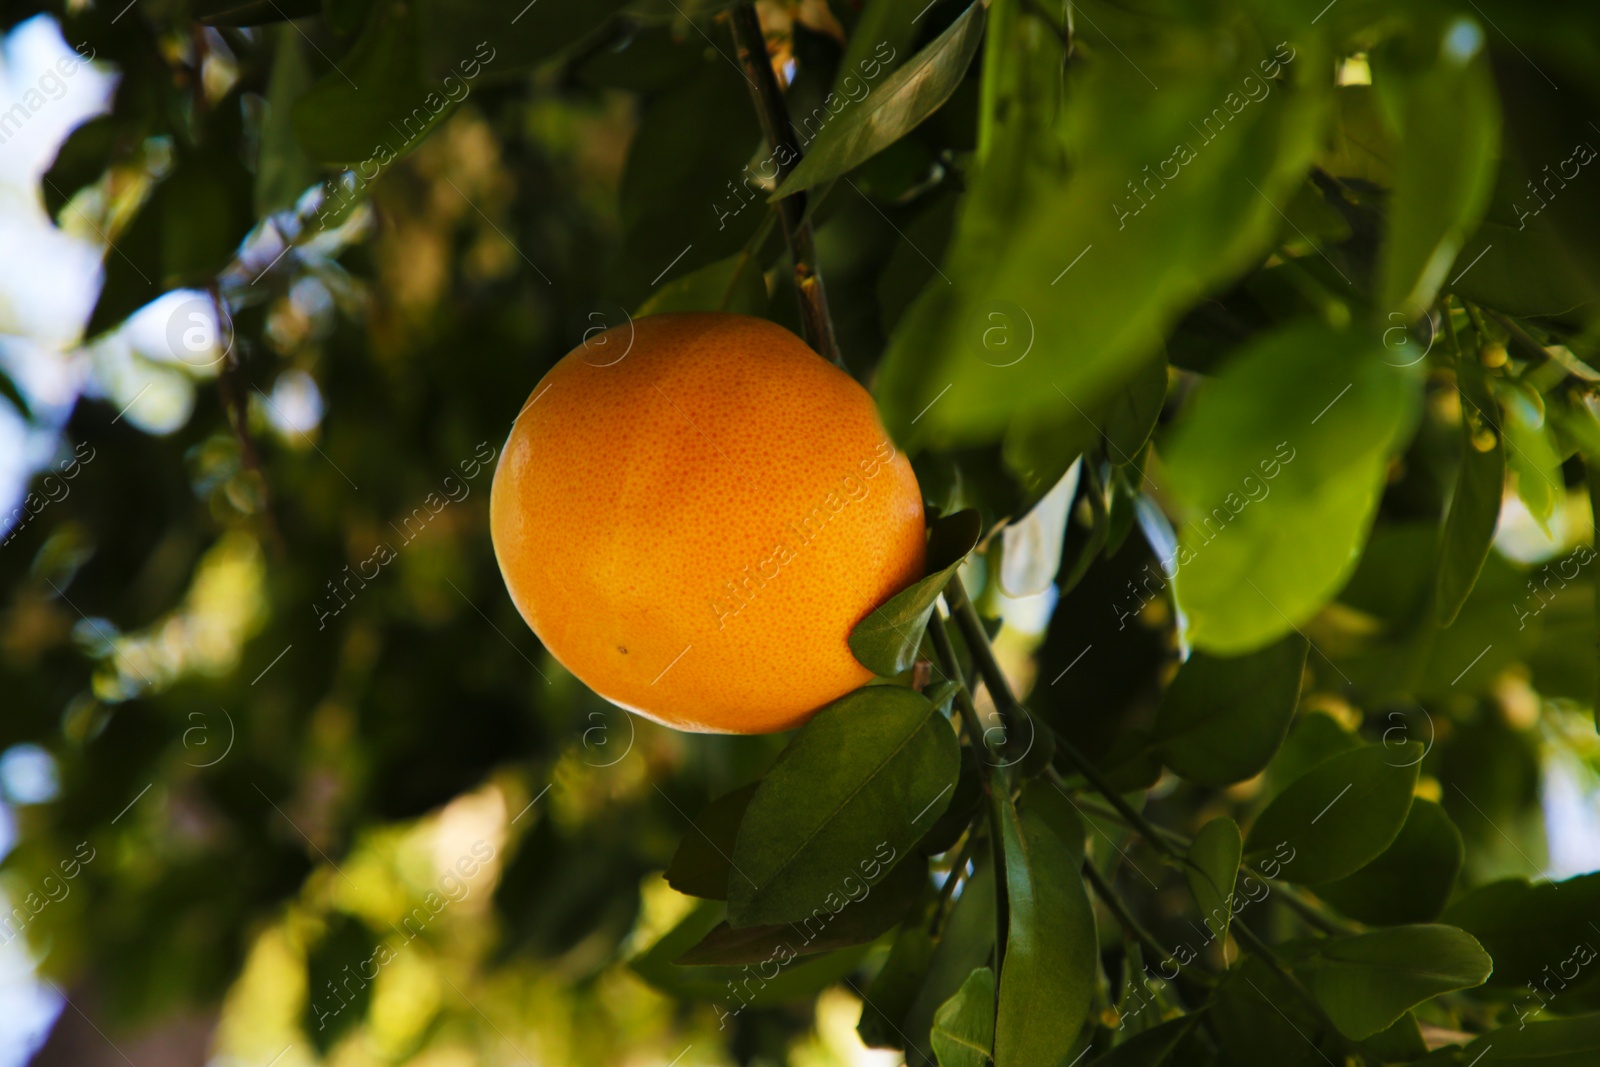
[4,0,1600,1064]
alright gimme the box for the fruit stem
[727,3,845,370]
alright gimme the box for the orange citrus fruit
[490,312,927,734]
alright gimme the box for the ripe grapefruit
[490,313,926,734]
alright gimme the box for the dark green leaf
[256,28,317,217]
[664,783,757,901]
[41,115,119,220]
[1437,357,1504,624]
[630,899,872,1006]
[1019,779,1087,864]
[302,913,377,1053]
[1210,956,1338,1067]
[1314,799,1463,925]
[931,966,995,1067]
[1152,636,1308,787]
[1463,1014,1600,1067]
[1243,743,1420,884]
[1185,816,1242,946]
[905,855,997,1067]
[415,0,628,81]
[1442,871,1600,994]
[1293,924,1492,1039]
[1087,1016,1201,1067]
[919,744,982,857]
[993,788,1097,1065]
[774,1,985,199]
[615,56,764,299]
[88,105,254,337]
[860,922,937,1050]
[635,246,769,317]
[850,510,981,676]
[728,687,959,926]
[676,854,927,965]
[292,5,456,166]
[195,0,319,25]
[1361,1013,1430,1063]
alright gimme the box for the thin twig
[925,609,1010,973]
[726,3,843,368]
[1485,307,1553,367]
[1082,859,1212,1001]
[1067,791,1360,937]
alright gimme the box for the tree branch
[727,3,844,369]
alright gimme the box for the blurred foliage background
[2,0,1600,1064]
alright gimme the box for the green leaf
[874,27,1331,449]
[1019,779,1087,864]
[615,56,764,299]
[1463,1014,1600,1067]
[1087,1016,1201,1067]
[1243,743,1421,885]
[88,105,255,337]
[1374,17,1501,318]
[635,246,769,318]
[860,922,937,1050]
[630,898,872,1006]
[1152,636,1308,787]
[773,1,986,199]
[1293,924,1492,1039]
[1442,871,1600,993]
[850,510,982,677]
[1210,956,1338,1067]
[1185,816,1242,946]
[195,0,319,25]
[1361,1013,1429,1063]
[993,788,1097,1066]
[1496,379,1563,533]
[905,854,998,1067]
[256,28,317,217]
[302,913,377,1053]
[663,783,757,901]
[1437,357,1504,624]
[1314,799,1464,925]
[1316,85,1395,186]
[931,966,996,1067]
[291,5,457,166]
[415,0,628,81]
[1163,323,1424,653]
[677,854,927,965]
[41,115,119,220]
[728,687,959,927]
[919,745,983,857]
